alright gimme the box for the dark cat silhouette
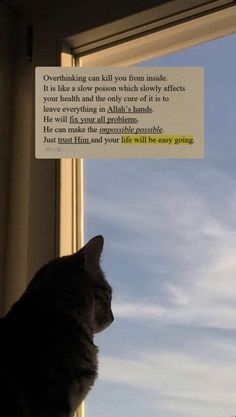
[0,235,113,417]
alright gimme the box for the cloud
[113,301,165,318]
[112,228,236,329]
[85,162,236,330]
[85,161,236,417]
[111,214,236,329]
[98,348,236,417]
[113,299,236,330]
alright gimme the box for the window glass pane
[84,33,236,417]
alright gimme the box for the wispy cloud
[113,299,236,329]
[99,347,236,417]
[112,218,236,329]
[87,164,236,330]
[87,168,236,417]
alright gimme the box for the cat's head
[24,235,113,334]
[78,235,114,333]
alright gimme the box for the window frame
[59,0,236,256]
[60,51,84,417]
[77,3,236,66]
[62,0,236,59]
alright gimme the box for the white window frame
[60,51,84,417]
[77,3,236,67]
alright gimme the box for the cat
[0,235,113,417]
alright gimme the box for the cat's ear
[82,235,104,272]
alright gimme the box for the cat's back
[0,316,24,417]
[0,295,98,417]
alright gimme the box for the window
[60,3,236,416]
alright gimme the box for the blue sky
[84,33,236,417]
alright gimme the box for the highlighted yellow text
[121,135,194,145]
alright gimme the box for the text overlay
[35,67,204,158]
